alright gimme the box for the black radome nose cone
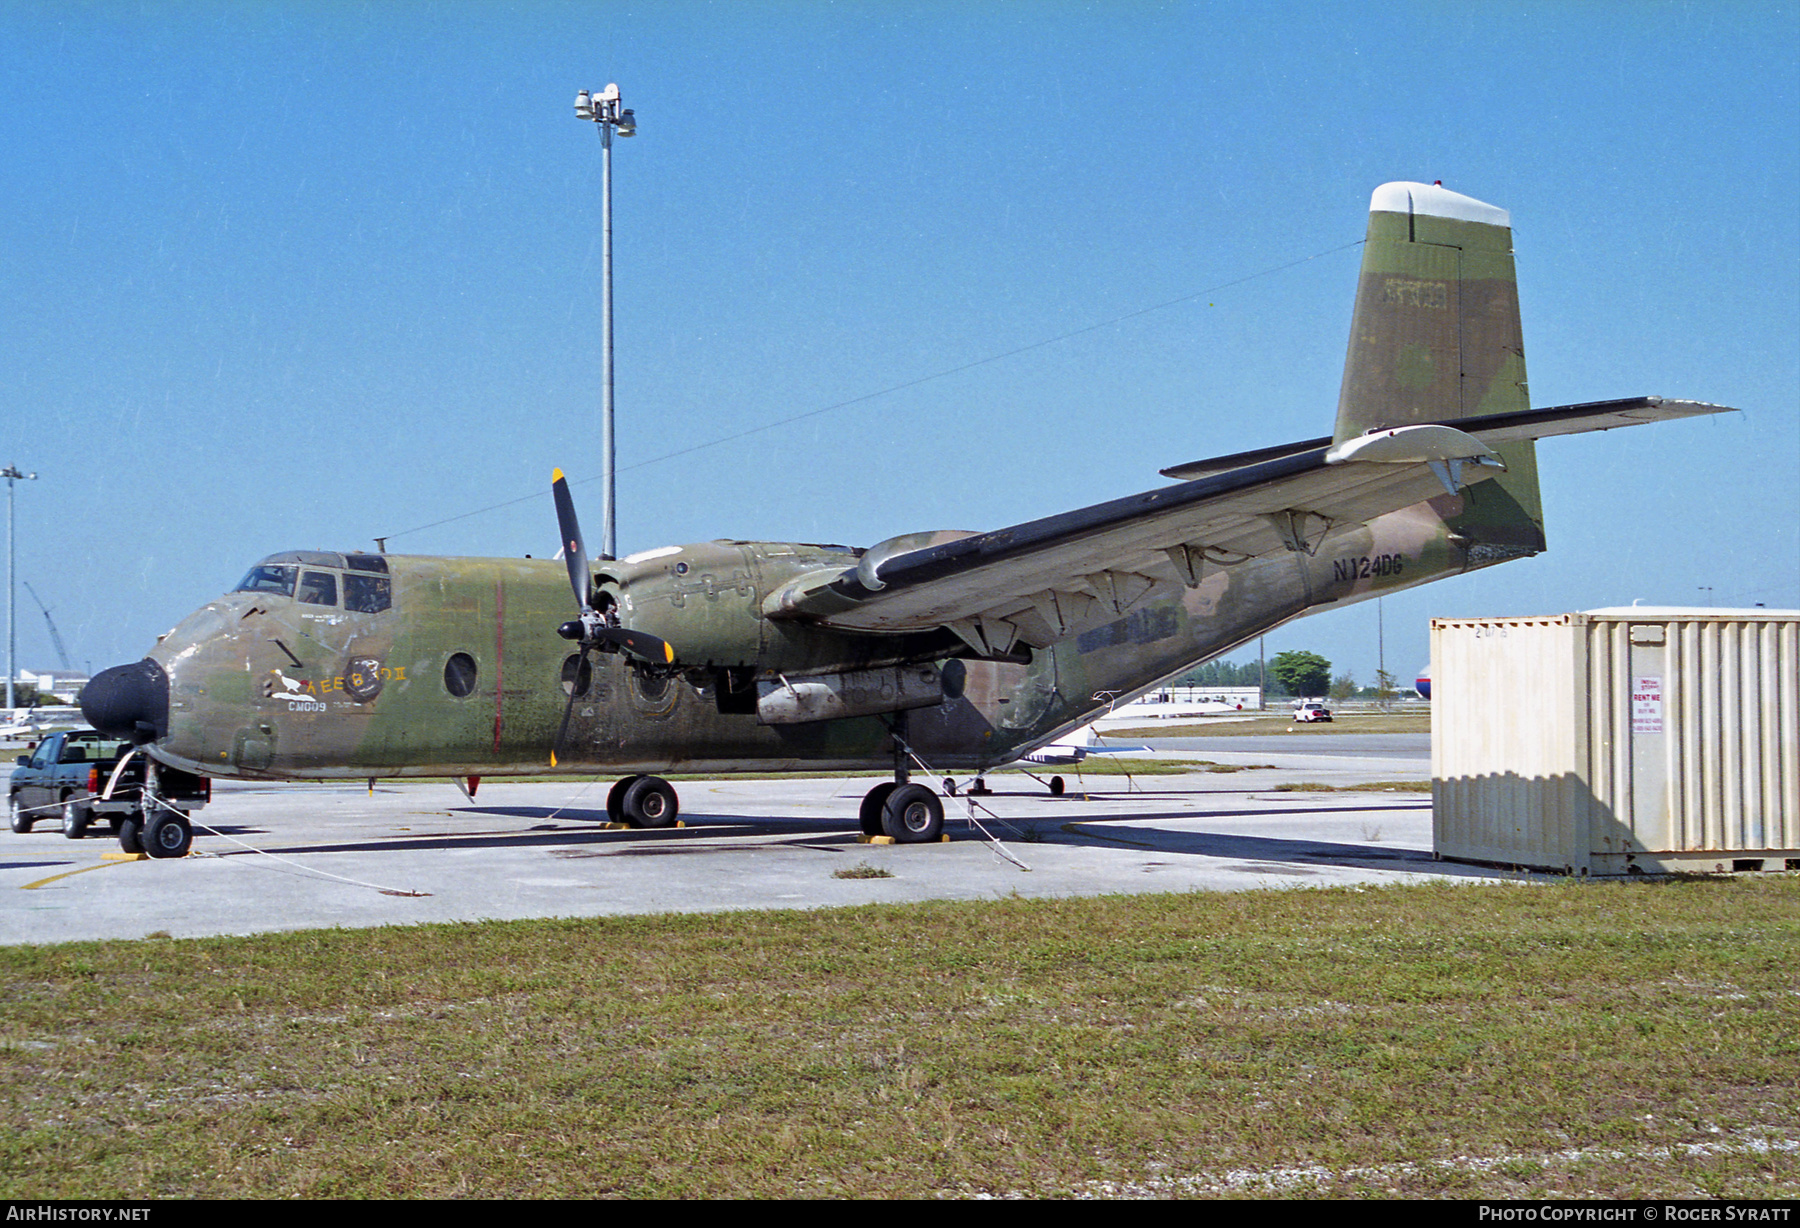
[82,659,169,744]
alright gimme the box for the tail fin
[1336,182,1545,562]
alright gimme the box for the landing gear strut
[857,711,945,843]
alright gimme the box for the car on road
[1294,702,1333,723]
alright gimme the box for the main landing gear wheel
[62,800,91,840]
[621,776,679,829]
[1049,776,1066,796]
[118,816,145,856]
[858,782,898,837]
[8,796,31,834]
[143,810,193,859]
[880,783,944,844]
[607,775,679,828]
[606,775,644,824]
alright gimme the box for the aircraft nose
[82,659,170,744]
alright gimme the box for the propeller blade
[551,658,582,767]
[596,626,675,666]
[550,467,676,671]
[551,468,591,611]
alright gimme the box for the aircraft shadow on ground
[1028,800,1516,878]
[1,858,78,873]
[198,796,1509,881]
[1045,819,1506,878]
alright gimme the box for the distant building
[6,670,89,705]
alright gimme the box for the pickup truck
[8,728,211,858]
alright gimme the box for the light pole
[4,465,38,711]
[574,83,636,561]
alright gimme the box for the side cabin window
[344,572,391,614]
[234,564,298,598]
[297,571,339,606]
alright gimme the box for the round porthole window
[560,653,592,697]
[443,652,478,698]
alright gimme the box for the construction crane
[23,582,72,672]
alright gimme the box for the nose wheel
[143,809,193,859]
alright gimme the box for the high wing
[761,397,1730,657]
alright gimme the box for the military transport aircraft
[81,181,1732,858]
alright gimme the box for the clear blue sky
[4,1,1796,690]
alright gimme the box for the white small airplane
[0,712,48,740]
[1019,722,1151,766]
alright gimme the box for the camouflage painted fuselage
[144,491,1511,783]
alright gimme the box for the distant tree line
[1176,654,1324,699]
[1172,650,1423,702]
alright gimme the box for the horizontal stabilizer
[1413,396,1733,443]
[1162,397,1728,487]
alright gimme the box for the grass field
[3,876,1795,1198]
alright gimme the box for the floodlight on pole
[573,82,637,561]
[3,465,38,711]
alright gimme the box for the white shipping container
[1431,609,1799,875]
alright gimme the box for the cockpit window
[344,554,388,574]
[297,571,339,606]
[235,564,298,597]
[344,573,392,614]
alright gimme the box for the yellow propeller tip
[552,467,565,483]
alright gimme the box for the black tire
[143,810,193,859]
[606,775,643,825]
[1049,776,1066,796]
[61,799,91,840]
[8,795,31,834]
[621,776,678,829]
[118,815,145,855]
[858,782,898,836]
[881,782,944,843]
[942,777,958,797]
